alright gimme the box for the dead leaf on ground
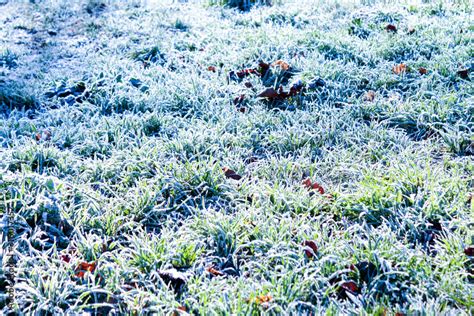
[393,63,407,74]
[248,294,272,305]
[363,90,375,102]
[303,240,318,258]
[465,246,474,256]
[340,281,359,293]
[457,68,469,79]
[157,269,187,292]
[233,94,245,106]
[206,266,225,277]
[223,167,242,180]
[258,61,270,76]
[75,261,96,278]
[207,66,217,72]
[302,178,325,194]
[385,24,397,33]
[272,60,290,71]
[418,67,428,75]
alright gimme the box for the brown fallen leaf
[206,266,225,277]
[393,63,407,75]
[272,60,290,71]
[257,87,280,99]
[418,67,428,75]
[386,24,397,33]
[222,167,242,180]
[258,61,270,76]
[172,305,188,316]
[249,294,272,305]
[257,86,293,100]
[340,281,359,293]
[457,68,469,79]
[233,94,245,106]
[302,178,325,194]
[60,254,71,263]
[229,68,259,81]
[303,240,318,258]
[207,66,217,72]
[237,107,247,113]
[35,130,52,141]
[363,90,375,102]
[157,269,187,292]
[75,261,96,278]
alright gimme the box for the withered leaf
[206,266,225,277]
[457,68,469,79]
[158,269,187,292]
[340,281,359,293]
[363,90,375,102]
[248,294,272,305]
[303,240,318,258]
[223,167,242,180]
[272,60,290,71]
[233,94,245,106]
[418,67,428,75]
[393,63,407,74]
[75,261,96,278]
[302,178,325,194]
[258,61,270,76]
[386,24,397,33]
[207,66,217,72]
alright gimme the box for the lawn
[0,0,473,314]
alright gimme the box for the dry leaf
[158,269,187,292]
[303,240,318,258]
[302,178,325,194]
[257,87,280,99]
[207,66,217,72]
[385,24,397,33]
[233,94,245,106]
[340,281,359,293]
[418,67,427,75]
[206,266,225,277]
[60,254,71,263]
[258,61,270,76]
[392,63,407,75]
[457,68,469,79]
[251,294,272,305]
[75,261,96,278]
[272,60,290,71]
[223,167,242,180]
[363,90,375,102]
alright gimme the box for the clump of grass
[0,49,18,69]
[209,0,272,11]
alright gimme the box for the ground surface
[0,0,473,314]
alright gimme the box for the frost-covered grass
[0,0,473,314]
